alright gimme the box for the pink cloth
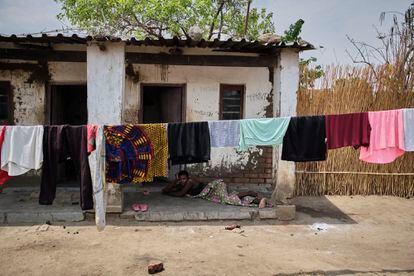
[87,125,98,153]
[359,110,405,164]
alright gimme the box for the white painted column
[87,41,126,212]
[272,49,299,204]
[87,42,125,124]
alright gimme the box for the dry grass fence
[295,65,414,196]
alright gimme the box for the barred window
[219,84,244,120]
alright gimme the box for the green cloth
[239,117,291,150]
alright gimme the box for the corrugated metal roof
[0,34,314,53]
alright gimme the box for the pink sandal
[131,203,148,212]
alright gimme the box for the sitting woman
[162,170,270,208]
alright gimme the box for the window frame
[0,81,13,125]
[219,84,245,120]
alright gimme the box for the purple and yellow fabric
[104,124,153,184]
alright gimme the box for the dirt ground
[1,196,413,276]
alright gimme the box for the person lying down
[162,170,272,208]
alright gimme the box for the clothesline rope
[295,171,414,176]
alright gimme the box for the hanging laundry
[40,125,93,210]
[403,108,414,151]
[87,124,98,153]
[208,120,240,148]
[88,126,106,231]
[360,110,405,164]
[239,117,290,151]
[168,122,211,165]
[282,116,327,162]
[0,126,11,185]
[1,125,43,176]
[104,124,153,184]
[325,112,371,149]
[134,123,168,182]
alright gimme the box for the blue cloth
[208,120,240,148]
[239,117,291,150]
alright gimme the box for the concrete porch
[0,181,295,224]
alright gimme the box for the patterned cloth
[134,124,168,182]
[104,125,153,184]
[195,179,257,207]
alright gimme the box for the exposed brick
[265,178,274,184]
[249,178,265,183]
[259,173,273,178]
[265,158,272,164]
[244,173,258,178]
[233,178,249,183]
[265,169,272,174]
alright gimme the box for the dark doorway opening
[141,84,185,180]
[48,84,88,185]
[49,84,87,125]
[141,85,184,124]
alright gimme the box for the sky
[0,0,412,65]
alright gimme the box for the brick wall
[193,146,274,189]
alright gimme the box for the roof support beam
[0,48,278,67]
[126,52,277,67]
[0,48,86,62]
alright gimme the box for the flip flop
[131,203,141,212]
[138,204,148,212]
[142,189,150,196]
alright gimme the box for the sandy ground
[1,196,414,276]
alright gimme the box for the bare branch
[208,1,226,40]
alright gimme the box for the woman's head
[177,170,189,183]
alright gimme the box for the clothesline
[0,107,413,232]
[295,171,414,176]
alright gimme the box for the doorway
[49,84,87,125]
[141,84,185,181]
[141,85,185,123]
[48,84,88,185]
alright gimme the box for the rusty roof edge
[0,34,315,51]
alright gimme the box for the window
[219,84,244,120]
[0,82,12,125]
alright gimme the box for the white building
[0,34,313,212]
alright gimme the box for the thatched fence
[295,65,414,196]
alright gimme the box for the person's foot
[259,198,267,209]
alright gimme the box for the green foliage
[281,19,304,43]
[299,57,325,89]
[56,0,275,40]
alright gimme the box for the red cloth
[87,125,98,153]
[325,112,371,150]
[0,126,11,185]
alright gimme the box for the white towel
[88,126,107,231]
[403,108,414,151]
[208,120,240,148]
[1,126,43,176]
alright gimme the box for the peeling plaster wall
[49,62,87,83]
[0,70,45,125]
[0,62,88,125]
[125,64,274,188]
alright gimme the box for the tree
[56,0,275,40]
[299,57,325,89]
[346,1,414,88]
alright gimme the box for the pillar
[271,49,299,204]
[87,41,126,212]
